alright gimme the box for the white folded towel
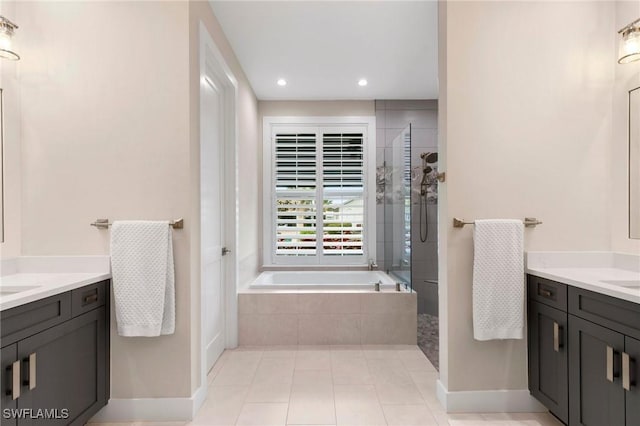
[110,221,175,337]
[472,219,524,341]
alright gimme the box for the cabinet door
[1,344,17,426]
[16,308,106,426]
[569,315,625,426]
[528,301,568,424]
[625,336,640,425]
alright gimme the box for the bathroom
[0,1,639,426]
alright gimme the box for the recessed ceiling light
[358,79,368,87]
[277,78,287,86]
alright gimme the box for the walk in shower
[376,101,439,368]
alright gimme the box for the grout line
[232,350,262,426]
[284,349,296,426]
[330,352,337,426]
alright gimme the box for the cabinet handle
[83,293,98,305]
[607,346,620,383]
[553,322,561,352]
[623,352,634,391]
[22,353,36,390]
[607,346,615,382]
[6,360,20,400]
[538,288,553,298]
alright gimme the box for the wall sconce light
[0,16,19,61]
[619,17,640,64]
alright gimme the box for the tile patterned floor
[89,345,563,426]
[417,314,439,371]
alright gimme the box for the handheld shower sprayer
[419,152,438,242]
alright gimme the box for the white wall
[191,1,261,290]
[12,0,260,403]
[440,0,615,392]
[16,1,193,398]
[612,1,640,253]
[189,0,260,390]
[0,0,21,259]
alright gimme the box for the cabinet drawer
[1,293,72,347]
[71,280,107,317]
[569,287,640,341]
[528,275,567,311]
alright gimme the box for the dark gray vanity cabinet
[527,276,569,424]
[0,280,110,426]
[528,274,640,426]
[568,315,625,426]
[1,343,18,426]
[624,336,640,425]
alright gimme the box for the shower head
[423,152,438,164]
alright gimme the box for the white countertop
[0,256,111,311]
[526,251,640,304]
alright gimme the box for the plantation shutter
[274,133,318,256]
[271,126,368,263]
[322,132,365,256]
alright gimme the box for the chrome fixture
[419,152,438,242]
[90,218,184,229]
[368,259,378,271]
[374,280,381,292]
[0,16,19,61]
[452,217,543,228]
[395,282,401,292]
[618,17,640,64]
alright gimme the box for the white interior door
[201,66,226,372]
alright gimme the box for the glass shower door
[384,124,412,291]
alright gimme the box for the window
[263,117,376,265]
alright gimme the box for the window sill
[261,265,371,271]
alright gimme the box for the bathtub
[239,270,417,346]
[250,270,406,291]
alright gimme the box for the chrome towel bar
[453,217,542,228]
[90,218,184,229]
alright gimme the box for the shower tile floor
[89,345,562,426]
[418,314,439,371]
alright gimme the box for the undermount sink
[0,285,41,296]
[601,280,640,289]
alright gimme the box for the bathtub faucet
[368,259,378,271]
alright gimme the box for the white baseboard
[192,384,208,419]
[89,385,208,422]
[436,380,547,413]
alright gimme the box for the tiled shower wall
[375,100,438,316]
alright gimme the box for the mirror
[0,88,3,243]
[630,87,640,239]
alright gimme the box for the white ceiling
[209,1,438,100]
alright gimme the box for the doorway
[199,22,238,382]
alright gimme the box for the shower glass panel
[384,124,412,291]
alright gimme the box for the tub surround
[239,291,417,346]
[0,256,111,311]
[526,252,640,304]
